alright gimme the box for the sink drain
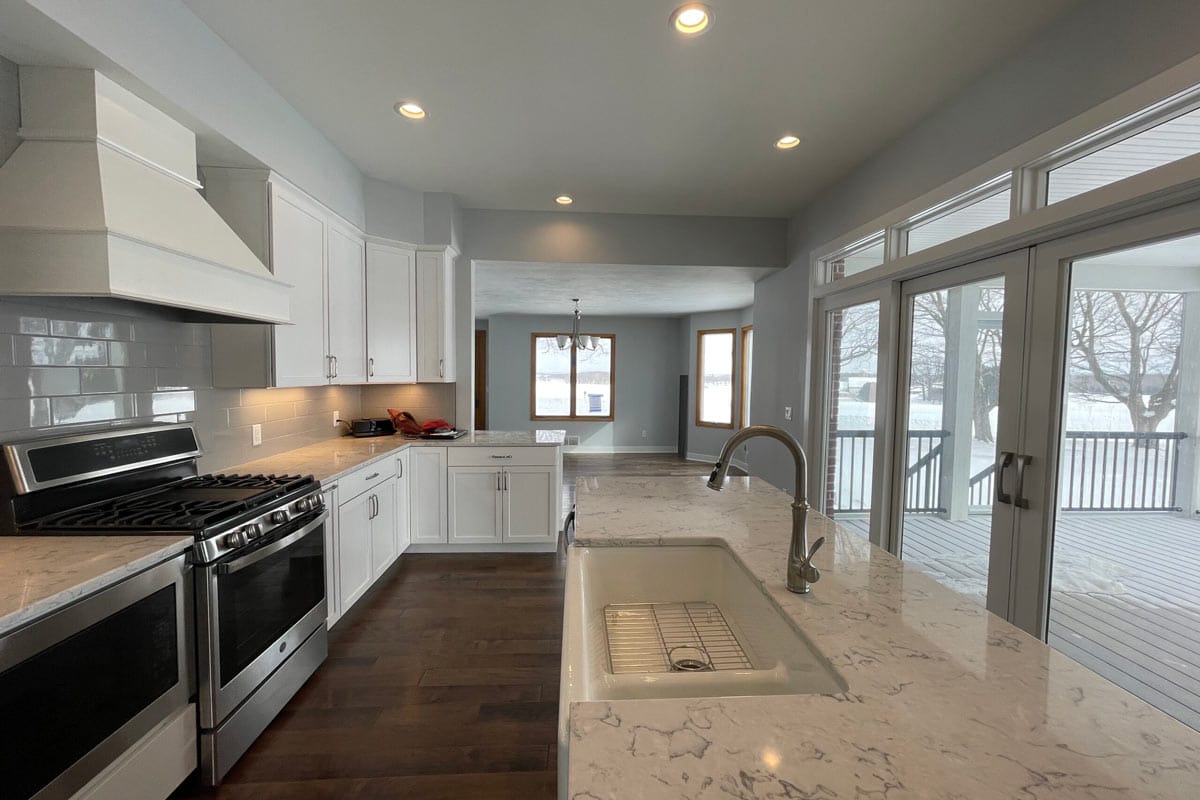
[668,646,714,672]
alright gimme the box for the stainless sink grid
[603,601,753,674]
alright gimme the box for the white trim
[562,445,677,454]
[810,52,1200,287]
[405,542,557,554]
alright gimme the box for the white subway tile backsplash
[14,336,107,367]
[51,393,136,425]
[0,367,82,398]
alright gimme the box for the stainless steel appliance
[0,423,329,786]
[0,552,192,800]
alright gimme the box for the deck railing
[833,430,1188,514]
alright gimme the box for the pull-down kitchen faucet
[707,425,825,594]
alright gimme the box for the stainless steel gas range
[0,423,329,787]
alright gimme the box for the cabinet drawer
[446,447,557,467]
[338,459,393,501]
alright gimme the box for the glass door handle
[1013,454,1033,509]
[995,451,1015,505]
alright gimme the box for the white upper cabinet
[416,248,456,383]
[204,168,367,388]
[326,221,367,384]
[366,241,417,383]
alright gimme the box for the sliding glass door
[891,251,1030,617]
[1020,204,1200,732]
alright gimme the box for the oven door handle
[216,512,328,575]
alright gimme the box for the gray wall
[681,308,753,461]
[463,208,787,268]
[364,176,424,243]
[485,314,682,451]
[751,0,1200,492]
[0,57,16,164]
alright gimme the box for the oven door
[197,511,327,728]
[0,552,192,800]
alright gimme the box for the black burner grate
[29,473,311,533]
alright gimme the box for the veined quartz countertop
[225,429,566,484]
[0,535,192,635]
[569,476,1200,799]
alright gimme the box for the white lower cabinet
[502,466,558,543]
[395,450,411,554]
[337,488,374,613]
[369,484,397,579]
[410,447,448,543]
[448,467,504,543]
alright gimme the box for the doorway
[474,329,487,429]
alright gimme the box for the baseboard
[687,452,749,473]
[406,542,559,554]
[563,445,677,454]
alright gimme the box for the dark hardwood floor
[173,553,565,799]
[174,455,726,798]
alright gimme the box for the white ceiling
[474,262,770,317]
[183,0,1081,217]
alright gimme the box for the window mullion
[569,341,578,418]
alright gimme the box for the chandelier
[557,298,600,351]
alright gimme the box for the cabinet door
[410,447,448,543]
[394,451,411,554]
[269,184,329,386]
[503,467,558,542]
[327,224,367,384]
[448,467,503,543]
[366,242,417,383]
[370,487,397,578]
[416,250,455,382]
[337,490,374,612]
[322,485,340,627]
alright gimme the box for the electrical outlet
[332,410,341,428]
[251,423,262,447]
[783,406,793,421]
[641,429,648,439]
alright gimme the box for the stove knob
[223,530,248,549]
[294,496,313,513]
[270,510,289,525]
[243,523,263,540]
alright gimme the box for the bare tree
[1069,290,1182,434]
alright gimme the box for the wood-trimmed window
[696,328,736,428]
[740,325,753,427]
[530,333,616,421]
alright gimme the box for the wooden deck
[836,511,1200,732]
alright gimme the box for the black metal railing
[1058,431,1186,511]
[832,429,1187,515]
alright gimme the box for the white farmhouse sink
[559,544,844,705]
[558,544,847,795]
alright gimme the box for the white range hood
[0,67,290,324]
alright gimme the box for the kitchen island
[566,476,1200,799]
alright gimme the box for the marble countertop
[226,429,566,484]
[569,476,1200,799]
[0,535,193,635]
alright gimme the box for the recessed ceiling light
[555,195,574,206]
[775,134,801,150]
[394,101,427,120]
[670,3,712,37]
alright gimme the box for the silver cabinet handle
[368,357,375,378]
[326,355,333,379]
[397,460,403,478]
[496,472,501,491]
[365,472,380,481]
[1013,454,1033,509]
[503,471,508,491]
[995,451,1015,505]
[332,355,339,379]
[490,454,513,459]
[439,357,444,378]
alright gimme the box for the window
[696,329,735,427]
[822,302,879,527]
[822,232,886,283]
[530,334,615,420]
[740,326,753,427]
[1046,103,1200,205]
[903,180,1011,255]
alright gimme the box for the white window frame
[819,230,888,284]
[810,53,1200,298]
[895,173,1012,257]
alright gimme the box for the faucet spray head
[707,462,725,491]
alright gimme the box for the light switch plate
[783,406,793,421]
[332,410,340,428]
[251,423,262,446]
